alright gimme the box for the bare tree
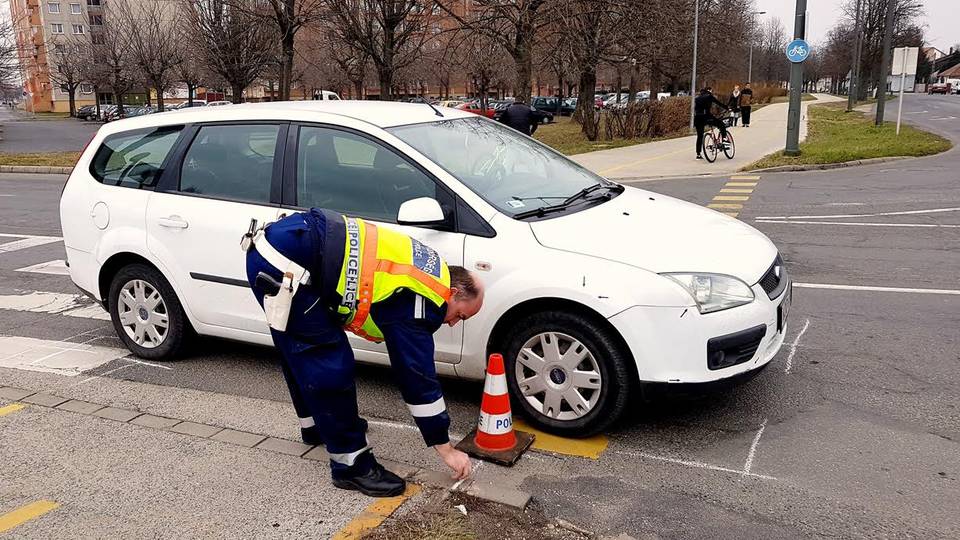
[0,19,21,88]
[184,0,276,103]
[176,53,207,106]
[438,0,553,103]
[45,35,88,116]
[86,7,137,116]
[324,0,436,100]
[114,1,183,111]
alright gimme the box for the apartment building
[10,0,102,112]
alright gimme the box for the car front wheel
[108,263,188,360]
[503,310,633,437]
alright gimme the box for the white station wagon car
[59,101,791,436]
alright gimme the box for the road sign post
[892,46,919,135]
[784,0,808,157]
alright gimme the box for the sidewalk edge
[746,156,912,174]
[0,165,74,175]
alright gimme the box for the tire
[723,132,736,159]
[108,263,189,360]
[502,311,634,437]
[703,132,718,163]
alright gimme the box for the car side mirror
[398,197,445,226]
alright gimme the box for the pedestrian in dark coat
[740,83,754,127]
[498,99,545,136]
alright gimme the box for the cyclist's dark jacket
[694,93,727,117]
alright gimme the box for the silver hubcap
[117,279,168,349]
[515,332,602,420]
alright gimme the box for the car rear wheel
[503,311,633,437]
[108,263,188,360]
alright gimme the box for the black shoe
[332,462,405,497]
[696,155,703,159]
[301,418,368,446]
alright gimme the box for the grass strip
[0,152,80,167]
[744,103,951,170]
[534,116,683,156]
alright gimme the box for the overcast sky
[754,0,957,53]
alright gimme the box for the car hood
[529,186,778,283]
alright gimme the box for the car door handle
[157,216,189,229]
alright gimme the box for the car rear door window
[180,124,280,203]
[296,126,436,222]
[90,125,183,189]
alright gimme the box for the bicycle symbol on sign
[785,39,811,63]
[789,45,807,57]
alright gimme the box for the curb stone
[0,165,74,175]
[0,385,533,509]
[746,156,911,173]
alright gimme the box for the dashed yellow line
[725,182,758,187]
[513,418,609,459]
[0,403,26,417]
[0,500,60,533]
[708,203,744,209]
[730,175,761,180]
[331,484,421,539]
[713,195,750,201]
[720,188,754,194]
[708,175,762,219]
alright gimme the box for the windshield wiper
[513,183,622,219]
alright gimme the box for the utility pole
[689,0,699,132]
[847,0,863,111]
[784,0,807,156]
[875,0,896,126]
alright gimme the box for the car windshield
[388,116,608,218]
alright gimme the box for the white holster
[243,228,311,332]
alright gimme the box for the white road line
[75,363,134,385]
[756,219,960,229]
[743,419,768,475]
[0,233,63,239]
[122,357,172,370]
[0,291,110,320]
[0,335,127,377]
[0,236,63,254]
[614,449,777,481]
[755,206,960,220]
[794,283,960,295]
[784,319,811,374]
[16,259,70,275]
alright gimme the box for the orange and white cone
[474,353,518,451]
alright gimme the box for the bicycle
[702,115,736,163]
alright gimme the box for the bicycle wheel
[723,131,736,159]
[703,132,718,163]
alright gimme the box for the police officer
[498,98,547,135]
[244,208,483,497]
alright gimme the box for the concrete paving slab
[20,392,68,407]
[0,386,34,400]
[169,421,223,438]
[255,437,313,457]
[129,414,180,430]
[210,429,266,448]
[54,399,103,414]
[91,406,141,422]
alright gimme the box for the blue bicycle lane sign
[786,39,811,63]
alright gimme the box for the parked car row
[75,100,213,122]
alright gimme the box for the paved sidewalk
[573,93,844,181]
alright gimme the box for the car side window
[180,124,279,203]
[89,126,183,189]
[296,126,437,222]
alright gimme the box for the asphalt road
[0,108,99,153]
[1,94,958,538]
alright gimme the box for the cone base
[455,428,536,467]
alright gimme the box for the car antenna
[425,101,444,117]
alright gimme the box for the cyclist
[694,87,730,160]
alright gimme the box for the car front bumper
[609,280,790,383]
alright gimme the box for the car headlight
[661,273,755,314]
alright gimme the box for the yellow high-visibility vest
[336,216,451,342]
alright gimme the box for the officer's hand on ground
[434,442,472,480]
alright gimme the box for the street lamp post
[689,0,699,132]
[847,0,863,111]
[748,10,767,83]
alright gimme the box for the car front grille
[707,325,767,370]
[758,254,787,299]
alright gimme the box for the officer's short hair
[449,265,479,300]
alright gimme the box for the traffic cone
[475,353,517,450]
[456,353,535,466]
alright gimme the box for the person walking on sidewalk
[740,83,754,127]
[727,85,742,126]
[243,209,483,497]
[694,87,730,160]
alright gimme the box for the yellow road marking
[713,195,750,201]
[513,419,608,459]
[708,203,744,209]
[722,212,740,217]
[0,500,60,533]
[0,403,26,417]
[725,182,757,187]
[331,484,421,540]
[720,188,754,193]
[730,175,761,180]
